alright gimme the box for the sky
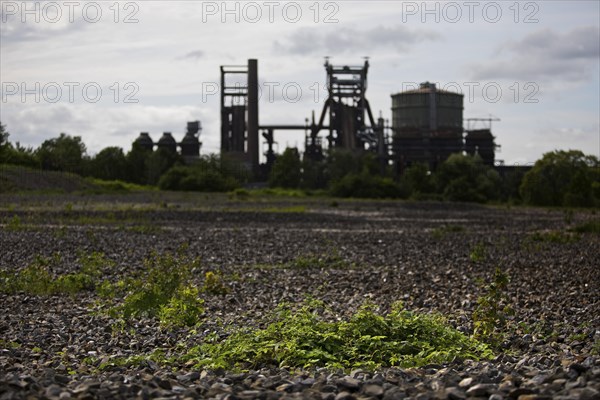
[1,0,599,165]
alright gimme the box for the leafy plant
[187,299,492,371]
[202,271,230,295]
[158,285,205,327]
[472,268,514,347]
[106,250,204,327]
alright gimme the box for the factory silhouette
[134,58,499,179]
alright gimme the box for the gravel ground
[0,193,599,399]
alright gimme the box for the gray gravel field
[0,193,599,399]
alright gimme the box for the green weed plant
[187,299,492,371]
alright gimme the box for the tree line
[1,123,598,207]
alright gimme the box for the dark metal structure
[464,117,500,166]
[219,58,388,176]
[220,59,259,173]
[308,59,387,167]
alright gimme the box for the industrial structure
[219,58,388,178]
[133,121,202,162]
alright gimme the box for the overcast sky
[1,0,599,165]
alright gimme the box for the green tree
[400,163,435,196]
[126,142,152,184]
[434,153,501,203]
[36,133,86,174]
[89,147,130,181]
[145,148,181,185]
[269,147,302,188]
[0,124,39,167]
[520,150,598,207]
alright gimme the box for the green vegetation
[158,155,241,192]
[435,154,501,203]
[186,299,492,370]
[520,150,599,207]
[103,250,204,327]
[269,148,302,189]
[0,252,108,296]
[202,271,230,295]
[472,268,514,348]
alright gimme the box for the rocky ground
[0,193,599,399]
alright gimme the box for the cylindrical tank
[391,82,464,171]
[134,132,154,151]
[391,82,463,136]
[157,132,177,153]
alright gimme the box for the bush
[330,172,407,199]
[158,165,238,192]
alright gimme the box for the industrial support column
[247,59,259,174]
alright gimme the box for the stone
[337,376,361,391]
[335,391,356,400]
[445,387,466,400]
[458,377,473,388]
[363,383,384,397]
[465,383,497,397]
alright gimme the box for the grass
[184,299,493,371]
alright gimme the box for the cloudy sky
[1,0,599,165]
